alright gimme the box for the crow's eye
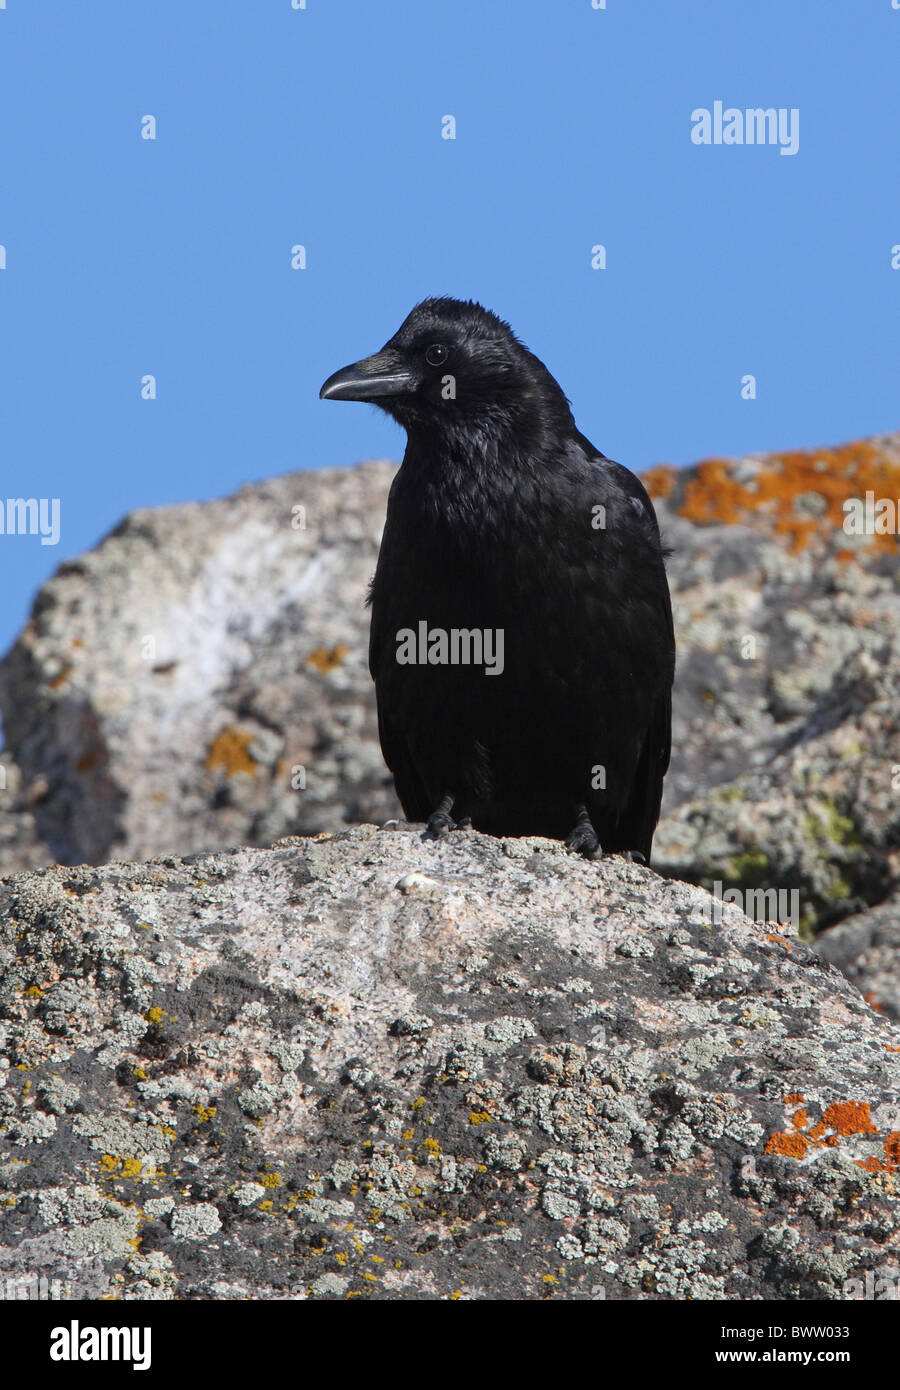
[425,343,448,366]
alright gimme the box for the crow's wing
[367,479,434,822]
[569,436,675,860]
[609,679,672,861]
[373,685,432,822]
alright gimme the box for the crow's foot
[422,793,462,842]
[565,807,603,860]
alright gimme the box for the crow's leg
[423,792,464,841]
[565,805,603,859]
[621,850,647,866]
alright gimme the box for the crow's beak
[319,350,415,402]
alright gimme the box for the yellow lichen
[205,728,258,777]
[305,643,350,674]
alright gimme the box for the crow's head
[320,298,573,443]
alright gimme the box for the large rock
[647,435,900,931]
[652,531,900,929]
[0,462,399,868]
[0,827,898,1300]
[0,433,898,941]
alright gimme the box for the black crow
[320,298,675,862]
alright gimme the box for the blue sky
[0,0,898,662]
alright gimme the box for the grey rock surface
[0,826,899,1300]
[814,890,900,1021]
[0,752,52,876]
[648,437,900,933]
[0,463,398,869]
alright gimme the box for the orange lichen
[679,459,746,525]
[883,1132,900,1166]
[767,1096,894,1167]
[206,728,257,777]
[773,516,818,551]
[765,1130,809,1158]
[853,1131,900,1174]
[306,643,350,674]
[673,438,900,555]
[642,465,676,500]
[822,1101,877,1136]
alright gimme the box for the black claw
[422,792,460,841]
[565,808,603,860]
[623,850,647,866]
[422,811,454,840]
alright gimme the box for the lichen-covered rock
[652,535,900,932]
[0,753,53,876]
[1,826,898,1301]
[650,442,900,933]
[814,890,900,1021]
[0,462,399,869]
